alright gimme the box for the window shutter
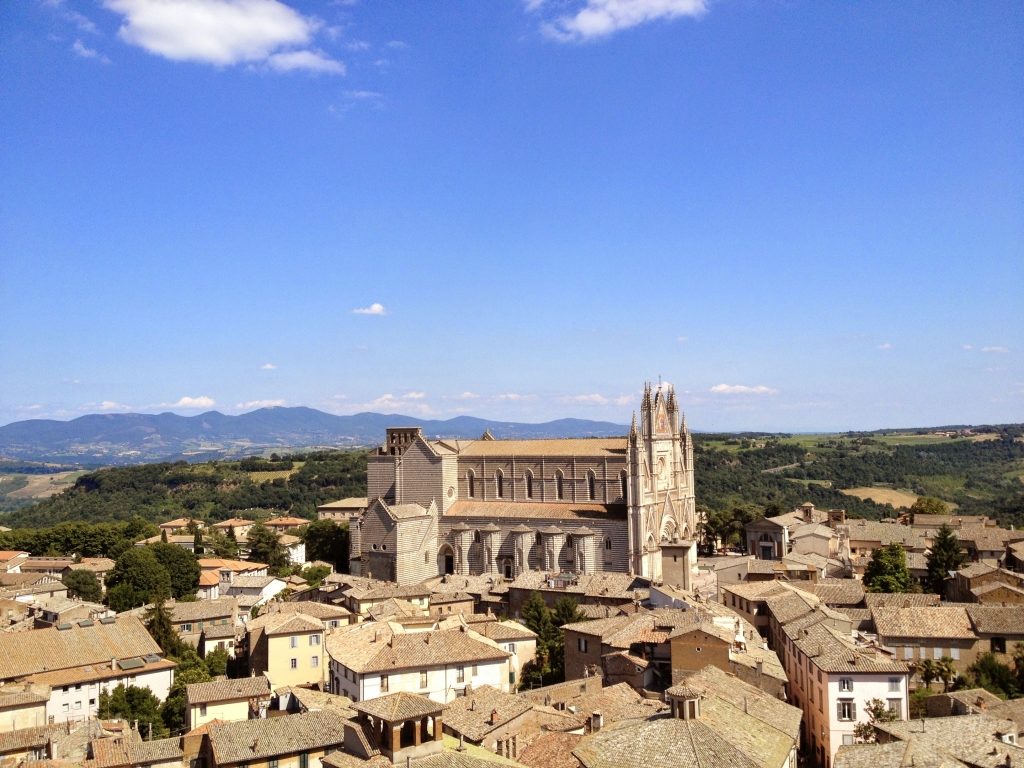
[837,702,843,720]
[851,702,856,720]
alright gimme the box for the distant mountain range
[0,407,629,465]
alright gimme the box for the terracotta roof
[266,601,350,619]
[967,605,1024,635]
[207,711,349,764]
[265,516,309,526]
[277,686,357,719]
[67,558,115,573]
[169,596,238,623]
[351,691,442,721]
[871,714,1024,768]
[326,624,509,673]
[202,623,238,640]
[198,557,265,571]
[443,686,531,742]
[317,497,368,509]
[872,606,976,639]
[0,684,50,709]
[246,611,323,636]
[518,731,583,768]
[791,579,866,606]
[199,571,221,587]
[86,735,183,768]
[862,592,941,609]
[445,501,627,521]
[25,658,176,687]
[0,616,162,681]
[0,723,72,753]
[187,676,271,705]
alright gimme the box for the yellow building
[246,612,325,689]
[0,683,50,731]
[186,676,271,731]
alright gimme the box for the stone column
[481,523,501,574]
[511,526,533,576]
[574,527,597,574]
[451,524,473,576]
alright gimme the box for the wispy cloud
[267,49,344,74]
[536,0,708,42]
[496,393,533,401]
[236,399,286,409]
[42,0,100,34]
[352,302,387,315]
[982,346,1009,354]
[962,344,974,351]
[563,393,634,407]
[164,395,216,409]
[102,0,345,73]
[676,335,688,343]
[260,362,277,370]
[709,384,778,395]
[454,392,479,400]
[877,342,893,350]
[72,39,111,62]
[344,40,371,52]
[385,40,408,49]
[97,400,131,411]
[363,392,434,415]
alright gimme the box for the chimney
[490,709,499,725]
[111,658,118,671]
[470,699,476,712]
[590,711,603,733]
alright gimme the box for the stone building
[351,382,697,583]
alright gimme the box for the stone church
[350,382,697,584]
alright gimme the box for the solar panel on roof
[117,657,144,670]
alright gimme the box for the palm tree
[917,658,938,689]
[937,656,957,693]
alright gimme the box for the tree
[99,684,166,738]
[193,529,204,556]
[910,496,949,522]
[966,653,1017,698]
[159,647,211,734]
[863,543,913,593]
[246,522,290,575]
[936,656,958,693]
[62,569,102,602]
[302,520,349,571]
[203,529,238,559]
[925,524,967,595]
[106,547,171,611]
[149,542,200,599]
[204,646,229,678]
[852,698,898,743]
[145,599,187,657]
[300,564,331,589]
[917,658,938,689]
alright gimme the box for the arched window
[604,536,613,551]
[495,470,504,499]
[474,530,481,544]
[524,470,534,499]
[587,470,597,501]
[467,470,476,498]
[620,470,628,502]
[555,470,565,500]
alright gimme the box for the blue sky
[1,0,1021,433]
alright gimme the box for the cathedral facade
[350,383,696,584]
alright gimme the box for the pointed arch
[524,470,534,499]
[555,469,565,500]
[586,470,597,501]
[467,469,476,498]
[494,469,504,499]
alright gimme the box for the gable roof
[207,711,349,764]
[186,676,271,706]
[0,616,161,681]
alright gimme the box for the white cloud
[982,346,1009,354]
[385,40,407,49]
[345,40,370,51]
[523,0,546,11]
[260,362,277,370]
[72,39,111,62]
[363,392,434,416]
[345,89,382,100]
[98,400,131,411]
[709,384,778,395]
[454,392,479,400]
[267,49,344,74]
[676,335,688,343]
[167,395,216,409]
[102,0,343,73]
[962,344,974,351]
[540,0,707,42]
[236,399,286,409]
[352,302,386,315]
[496,393,532,401]
[43,0,100,34]
[877,342,893,350]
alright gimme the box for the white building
[774,609,909,768]
[326,621,513,704]
[0,616,175,724]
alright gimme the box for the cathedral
[349,382,697,584]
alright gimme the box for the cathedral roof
[433,438,627,458]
